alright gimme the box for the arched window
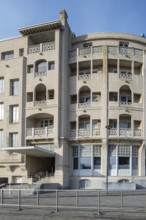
[79,179,91,189]
[35,84,46,101]
[119,85,131,106]
[36,60,47,73]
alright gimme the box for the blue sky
[0,0,146,39]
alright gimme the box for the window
[79,179,91,189]
[10,133,18,147]
[19,48,24,57]
[83,42,92,47]
[27,65,34,73]
[0,130,3,149]
[118,145,130,169]
[120,96,131,103]
[109,92,118,101]
[40,119,53,128]
[48,90,54,99]
[134,94,141,103]
[0,103,4,120]
[80,146,91,169]
[70,95,77,104]
[109,119,117,128]
[1,51,14,60]
[72,145,101,171]
[113,69,117,73]
[79,121,90,129]
[92,92,100,102]
[36,61,47,73]
[93,145,101,169]
[48,61,55,70]
[0,78,4,93]
[119,42,129,47]
[10,105,19,123]
[73,146,78,170]
[132,146,138,172]
[27,92,33,102]
[10,79,19,96]
[79,96,90,103]
[109,145,116,169]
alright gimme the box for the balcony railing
[119,102,132,107]
[78,129,90,136]
[69,46,143,60]
[119,72,132,80]
[108,46,143,59]
[35,71,47,77]
[78,102,91,108]
[28,42,55,54]
[34,100,46,107]
[78,71,91,80]
[109,128,141,137]
[69,129,100,138]
[26,127,53,137]
[119,128,132,136]
[69,46,102,58]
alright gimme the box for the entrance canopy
[3,146,55,158]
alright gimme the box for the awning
[3,146,55,158]
[19,20,62,36]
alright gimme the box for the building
[0,10,146,189]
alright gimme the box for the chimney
[60,9,68,26]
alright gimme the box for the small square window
[48,90,54,99]
[19,48,24,57]
[27,65,34,73]
[48,61,55,70]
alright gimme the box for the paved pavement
[0,190,146,220]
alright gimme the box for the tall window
[93,145,101,169]
[10,79,19,96]
[80,146,91,169]
[10,105,19,123]
[0,78,4,93]
[10,133,18,147]
[0,103,4,120]
[0,130,3,149]
[118,145,130,169]
[72,145,101,170]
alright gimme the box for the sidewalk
[0,206,146,220]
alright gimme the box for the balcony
[78,71,91,80]
[28,42,55,54]
[119,71,132,80]
[69,129,100,138]
[109,128,142,137]
[108,46,143,61]
[26,127,54,139]
[35,71,47,77]
[119,102,132,107]
[69,46,103,59]
[34,100,46,107]
[78,102,91,108]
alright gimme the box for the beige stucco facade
[0,10,146,189]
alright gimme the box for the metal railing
[0,189,146,217]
